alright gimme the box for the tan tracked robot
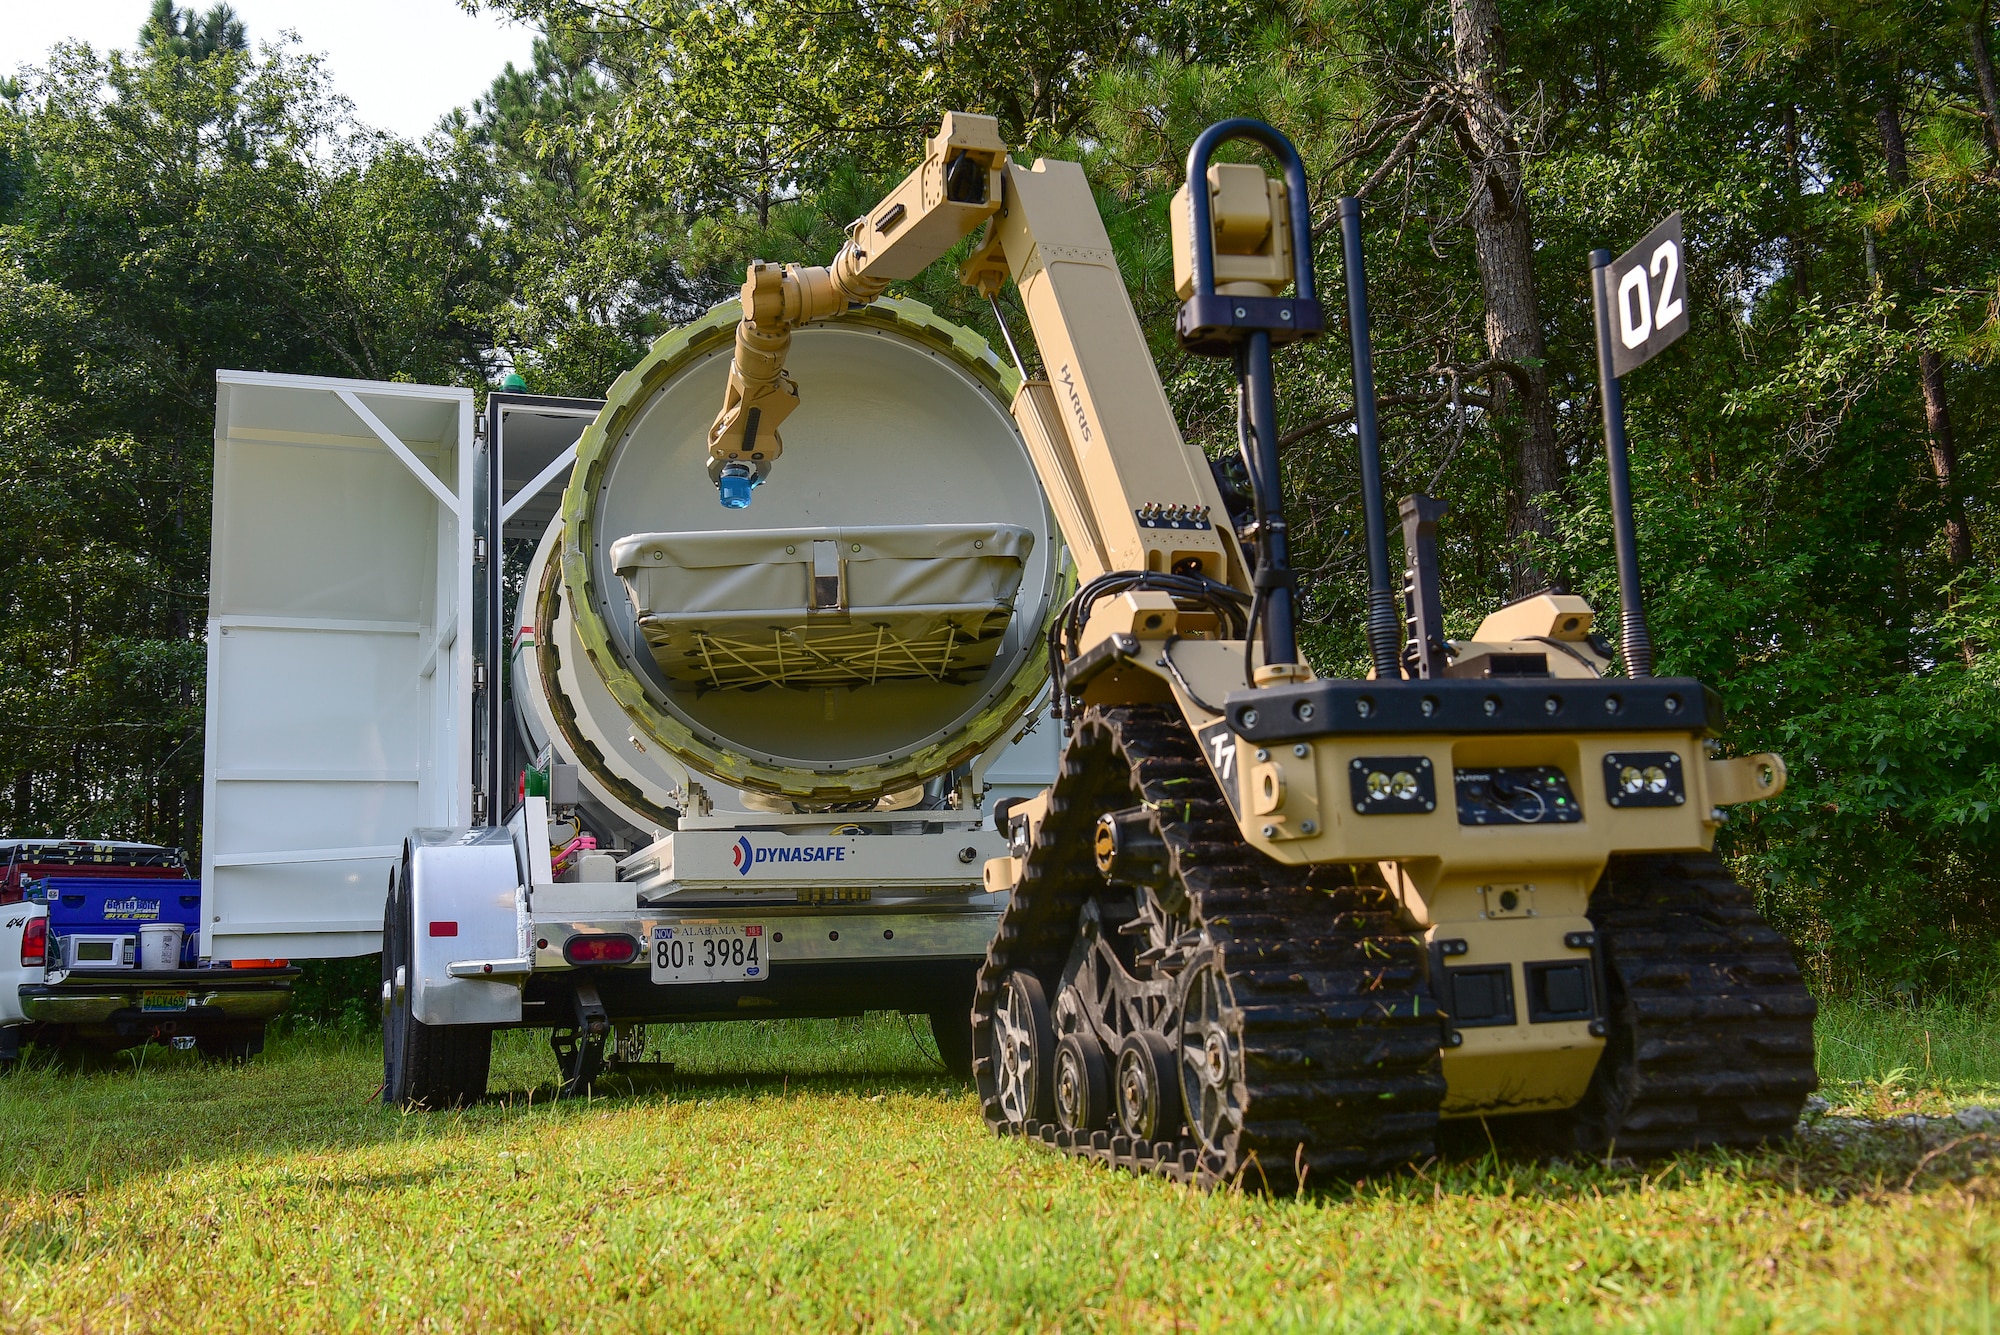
[702,113,1816,1187]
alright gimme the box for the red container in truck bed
[0,840,189,904]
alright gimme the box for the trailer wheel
[381,854,491,1108]
[925,962,977,1079]
[195,1028,265,1064]
[928,1007,975,1079]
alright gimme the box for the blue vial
[717,461,756,509]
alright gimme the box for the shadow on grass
[498,1067,956,1098]
[1390,1109,2000,1207]
[6,1011,1989,1208]
[0,1014,959,1195]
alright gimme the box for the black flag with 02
[1603,211,1688,377]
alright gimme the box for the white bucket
[137,923,185,971]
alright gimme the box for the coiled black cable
[1047,570,1251,722]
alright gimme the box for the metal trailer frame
[475,391,609,831]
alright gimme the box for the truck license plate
[141,990,189,1013]
[650,923,766,985]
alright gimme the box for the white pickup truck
[0,899,43,1065]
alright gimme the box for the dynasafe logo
[729,838,850,876]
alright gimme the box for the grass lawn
[0,996,1995,1333]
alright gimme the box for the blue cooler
[32,877,202,967]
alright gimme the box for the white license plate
[650,922,767,984]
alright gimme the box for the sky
[1,0,540,140]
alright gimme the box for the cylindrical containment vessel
[513,299,1061,831]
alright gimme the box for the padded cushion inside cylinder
[611,523,1032,688]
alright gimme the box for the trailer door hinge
[474,535,489,564]
[473,662,488,692]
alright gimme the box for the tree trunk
[1449,0,1564,597]
[755,137,772,230]
[1593,42,1609,142]
[1782,101,1809,301]
[1878,101,1976,659]
[1916,354,1972,571]
[1972,0,2000,157]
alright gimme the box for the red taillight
[20,917,47,967]
[428,921,458,937]
[563,934,638,965]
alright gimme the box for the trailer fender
[406,828,526,1026]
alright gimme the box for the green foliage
[280,956,384,1032]
[478,0,1282,215]
[0,22,494,846]
[137,1,247,64]
[445,26,712,394]
[1745,628,2000,985]
[1082,0,1999,984]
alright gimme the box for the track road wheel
[380,858,491,1109]
[973,704,1446,1190]
[1116,1030,1180,1141]
[1177,961,1244,1156]
[1053,1030,1110,1134]
[1497,851,1818,1157]
[990,970,1056,1126]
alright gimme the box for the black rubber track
[1487,850,1819,1156]
[970,705,1446,1191]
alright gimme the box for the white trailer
[206,299,1061,1101]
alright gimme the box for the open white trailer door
[201,373,473,960]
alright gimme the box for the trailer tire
[927,962,978,1079]
[195,1028,265,1064]
[929,1006,975,1079]
[381,855,491,1109]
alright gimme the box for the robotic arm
[704,110,1307,663]
[705,113,1009,506]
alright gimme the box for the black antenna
[1336,197,1402,681]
